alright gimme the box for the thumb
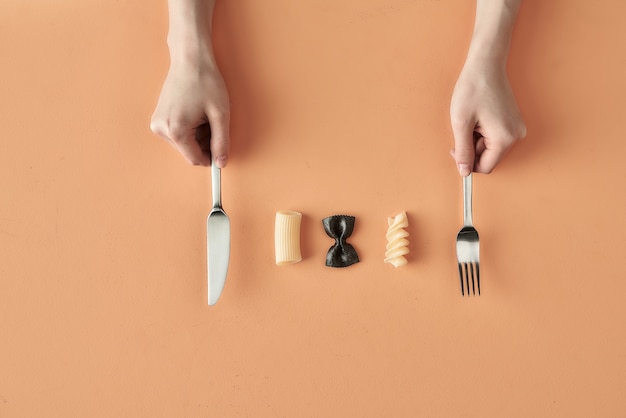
[206,107,231,168]
[451,119,476,177]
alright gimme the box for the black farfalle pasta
[322,215,359,268]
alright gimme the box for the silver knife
[207,159,230,306]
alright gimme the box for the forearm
[466,0,522,69]
[166,0,216,67]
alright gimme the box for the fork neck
[463,173,473,226]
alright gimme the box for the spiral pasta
[384,212,409,267]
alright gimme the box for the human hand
[151,58,230,168]
[450,61,526,176]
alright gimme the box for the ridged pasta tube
[275,210,302,265]
[384,212,409,267]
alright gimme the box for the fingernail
[215,156,227,168]
[458,164,471,177]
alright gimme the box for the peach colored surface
[2,0,626,416]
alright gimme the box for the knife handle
[211,160,222,209]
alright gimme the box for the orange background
[2,0,626,416]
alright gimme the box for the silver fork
[456,173,480,296]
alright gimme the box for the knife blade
[207,160,230,306]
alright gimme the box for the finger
[195,123,212,156]
[151,114,208,165]
[474,146,507,174]
[206,108,230,168]
[475,136,487,159]
[150,115,173,145]
[451,117,476,176]
[170,127,212,166]
[474,125,524,174]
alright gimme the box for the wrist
[167,32,216,69]
[466,0,520,68]
[464,39,509,72]
[166,0,216,68]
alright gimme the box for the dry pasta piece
[322,215,359,268]
[384,212,409,267]
[275,210,302,265]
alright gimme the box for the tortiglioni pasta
[275,210,302,265]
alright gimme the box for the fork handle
[463,173,473,226]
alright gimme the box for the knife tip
[208,295,220,306]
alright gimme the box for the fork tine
[458,262,482,297]
[476,263,480,296]
[467,263,476,296]
[458,263,465,296]
[463,263,469,296]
